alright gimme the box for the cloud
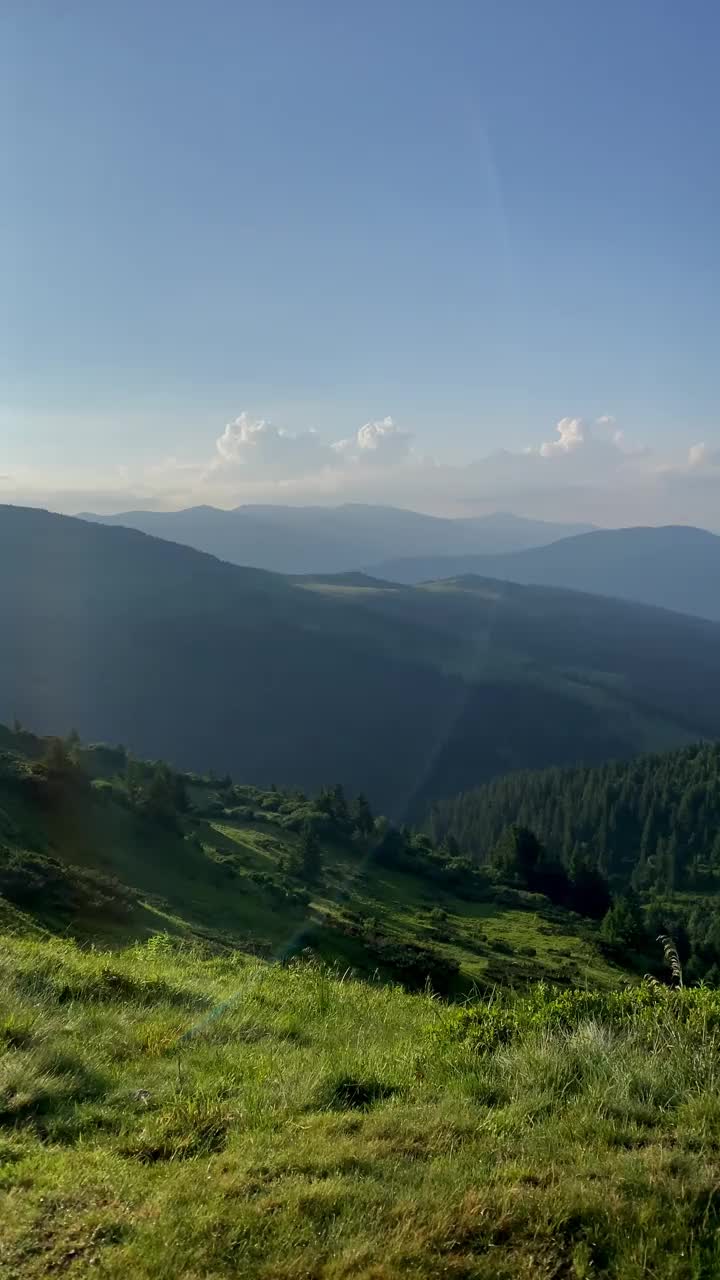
[212,412,334,477]
[332,416,414,466]
[210,412,415,478]
[539,417,587,457]
[688,442,720,470]
[535,415,639,472]
[196,412,416,489]
[3,407,719,530]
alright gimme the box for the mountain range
[4,503,720,816]
[368,524,720,622]
[80,503,593,574]
[80,504,720,622]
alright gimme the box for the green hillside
[430,740,720,884]
[0,725,621,993]
[4,505,720,816]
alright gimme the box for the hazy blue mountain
[368,525,720,622]
[78,503,593,574]
[4,504,720,815]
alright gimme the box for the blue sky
[2,0,719,522]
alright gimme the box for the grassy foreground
[3,934,720,1278]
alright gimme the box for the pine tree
[350,792,374,838]
[639,801,658,864]
[125,758,145,806]
[492,826,543,884]
[290,822,322,883]
[568,849,611,918]
[330,783,348,822]
[442,833,461,859]
[601,890,645,950]
[143,765,178,827]
[42,736,76,778]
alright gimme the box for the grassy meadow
[3,932,720,1279]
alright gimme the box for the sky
[2,0,719,525]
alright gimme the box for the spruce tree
[351,792,374,837]
[293,822,322,883]
[601,890,645,950]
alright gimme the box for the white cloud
[332,416,414,466]
[212,412,333,476]
[539,417,587,456]
[2,407,719,530]
[536,415,637,470]
[688,442,720,470]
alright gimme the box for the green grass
[0,733,623,992]
[325,865,621,992]
[2,933,720,1278]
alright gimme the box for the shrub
[0,846,136,922]
[492,938,514,955]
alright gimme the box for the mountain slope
[430,740,720,984]
[430,740,720,884]
[368,525,720,621]
[0,724,620,993]
[80,502,593,574]
[3,505,720,814]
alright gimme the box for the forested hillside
[430,742,720,983]
[4,504,720,817]
[430,741,720,888]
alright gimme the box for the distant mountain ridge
[4,505,720,816]
[78,502,594,575]
[367,525,720,623]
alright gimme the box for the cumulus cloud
[212,412,334,476]
[536,415,635,468]
[3,406,719,530]
[198,412,416,485]
[539,416,587,456]
[332,416,414,466]
[196,411,718,527]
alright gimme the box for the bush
[0,846,136,922]
[492,938,514,955]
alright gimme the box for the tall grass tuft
[658,933,684,988]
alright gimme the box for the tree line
[428,742,720,896]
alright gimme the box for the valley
[3,505,720,815]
